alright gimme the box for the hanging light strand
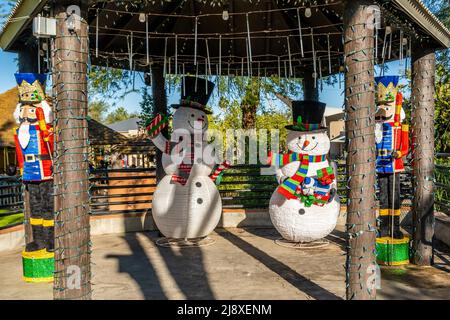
[95,9,99,58]
[194,16,199,65]
[297,8,304,57]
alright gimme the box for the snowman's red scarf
[270,153,327,200]
[169,140,195,186]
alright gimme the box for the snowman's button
[195,143,201,148]
[196,158,202,164]
[299,209,306,215]
[196,182,202,187]
[197,198,203,204]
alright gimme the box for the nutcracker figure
[375,76,410,266]
[13,73,55,282]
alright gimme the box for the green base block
[376,236,410,266]
[22,249,54,283]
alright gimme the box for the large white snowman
[268,101,340,243]
[147,77,222,239]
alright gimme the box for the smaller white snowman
[147,77,222,239]
[268,101,340,243]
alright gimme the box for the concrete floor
[1,228,450,300]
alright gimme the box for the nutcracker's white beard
[18,124,31,149]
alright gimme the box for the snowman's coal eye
[312,136,316,140]
[191,114,195,117]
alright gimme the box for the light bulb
[222,10,229,21]
[305,8,312,18]
[139,13,146,23]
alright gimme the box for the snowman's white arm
[276,161,301,185]
[330,161,339,189]
[275,167,288,185]
[269,152,300,184]
[151,133,170,154]
[203,148,216,171]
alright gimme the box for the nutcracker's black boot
[378,216,390,238]
[44,226,55,252]
[393,216,404,239]
[25,225,46,252]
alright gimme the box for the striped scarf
[270,153,327,200]
[168,139,195,186]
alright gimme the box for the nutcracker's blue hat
[14,73,47,103]
[375,76,400,105]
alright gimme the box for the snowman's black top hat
[172,76,215,114]
[285,100,327,132]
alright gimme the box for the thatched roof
[0,87,128,147]
[0,87,18,148]
[88,118,129,146]
[111,135,157,154]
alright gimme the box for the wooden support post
[151,64,168,182]
[303,71,319,101]
[411,46,436,266]
[17,43,39,249]
[53,1,91,300]
[343,0,377,300]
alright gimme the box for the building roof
[107,117,142,133]
[0,87,19,147]
[392,0,450,47]
[88,118,129,146]
[325,111,345,123]
[324,108,343,118]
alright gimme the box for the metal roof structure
[0,0,449,78]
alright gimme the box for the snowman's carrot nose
[303,140,310,148]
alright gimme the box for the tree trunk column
[53,1,91,300]
[411,48,436,266]
[343,0,377,300]
[151,64,168,182]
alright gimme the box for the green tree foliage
[88,67,136,104]
[88,100,110,122]
[0,0,16,26]
[213,75,302,130]
[105,106,139,125]
[138,86,154,127]
[424,0,450,152]
[435,63,450,152]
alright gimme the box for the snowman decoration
[146,77,224,239]
[268,101,340,243]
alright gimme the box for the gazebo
[1,0,449,300]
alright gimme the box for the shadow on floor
[216,229,342,300]
[106,232,168,300]
[433,240,450,274]
[143,233,216,300]
[325,229,347,250]
[106,231,215,300]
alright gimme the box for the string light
[139,13,146,23]
[305,7,312,18]
[222,8,230,21]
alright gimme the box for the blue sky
[0,49,409,117]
